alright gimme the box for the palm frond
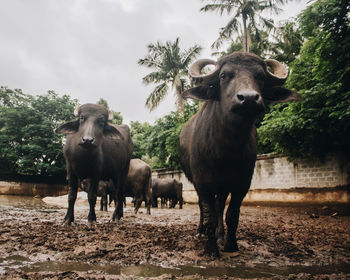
[181,45,203,68]
[211,16,240,49]
[145,83,169,111]
[200,3,239,15]
[138,57,162,68]
[142,72,166,85]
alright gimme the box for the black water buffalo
[124,158,152,214]
[80,179,113,211]
[56,104,133,225]
[179,52,301,256]
[152,178,183,209]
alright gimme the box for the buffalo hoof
[217,236,225,248]
[112,215,122,222]
[223,242,238,253]
[203,240,220,258]
[87,221,96,228]
[63,217,74,225]
[197,226,205,236]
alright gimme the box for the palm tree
[138,38,202,112]
[212,29,272,58]
[200,0,288,52]
[270,20,303,64]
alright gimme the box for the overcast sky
[0,0,308,124]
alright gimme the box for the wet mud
[0,195,349,279]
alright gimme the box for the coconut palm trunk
[242,13,249,52]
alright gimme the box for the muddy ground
[0,195,349,279]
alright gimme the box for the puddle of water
[0,195,55,210]
[1,257,349,278]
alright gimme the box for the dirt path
[0,195,349,279]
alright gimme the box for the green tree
[97,98,123,124]
[130,121,152,160]
[138,37,202,112]
[200,0,287,52]
[270,20,303,64]
[130,102,200,169]
[212,30,271,57]
[258,0,350,159]
[0,88,78,177]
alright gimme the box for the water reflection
[2,258,349,278]
[0,195,56,210]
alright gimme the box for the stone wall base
[0,181,68,197]
[243,186,349,204]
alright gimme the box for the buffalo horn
[108,111,114,121]
[265,59,288,85]
[74,106,80,117]
[188,59,220,85]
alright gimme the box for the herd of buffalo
[55,52,301,257]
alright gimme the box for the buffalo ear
[104,123,124,141]
[263,86,302,104]
[182,84,219,101]
[55,120,79,134]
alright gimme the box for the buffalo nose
[82,136,95,145]
[236,91,261,104]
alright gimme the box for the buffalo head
[55,103,124,148]
[183,52,301,121]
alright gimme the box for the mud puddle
[2,255,349,279]
[0,195,349,279]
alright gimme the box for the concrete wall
[152,154,350,204]
[251,154,349,189]
[1,154,348,203]
[0,181,68,197]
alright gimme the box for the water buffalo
[179,52,301,256]
[152,178,183,209]
[80,179,113,211]
[56,103,133,225]
[123,158,152,214]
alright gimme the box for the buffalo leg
[134,195,143,214]
[145,189,151,215]
[112,178,124,221]
[170,197,177,208]
[223,194,244,252]
[179,196,183,209]
[198,191,219,256]
[152,196,158,208]
[216,193,228,247]
[64,174,78,224]
[100,193,108,211]
[197,197,204,235]
[87,178,98,225]
[161,197,166,208]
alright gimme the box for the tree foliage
[97,98,123,124]
[270,20,303,64]
[130,102,200,169]
[138,38,202,112]
[200,0,288,52]
[258,0,350,159]
[0,87,78,178]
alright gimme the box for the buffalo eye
[80,115,85,122]
[220,73,226,81]
[220,71,234,81]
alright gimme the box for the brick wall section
[153,154,350,203]
[251,154,349,189]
